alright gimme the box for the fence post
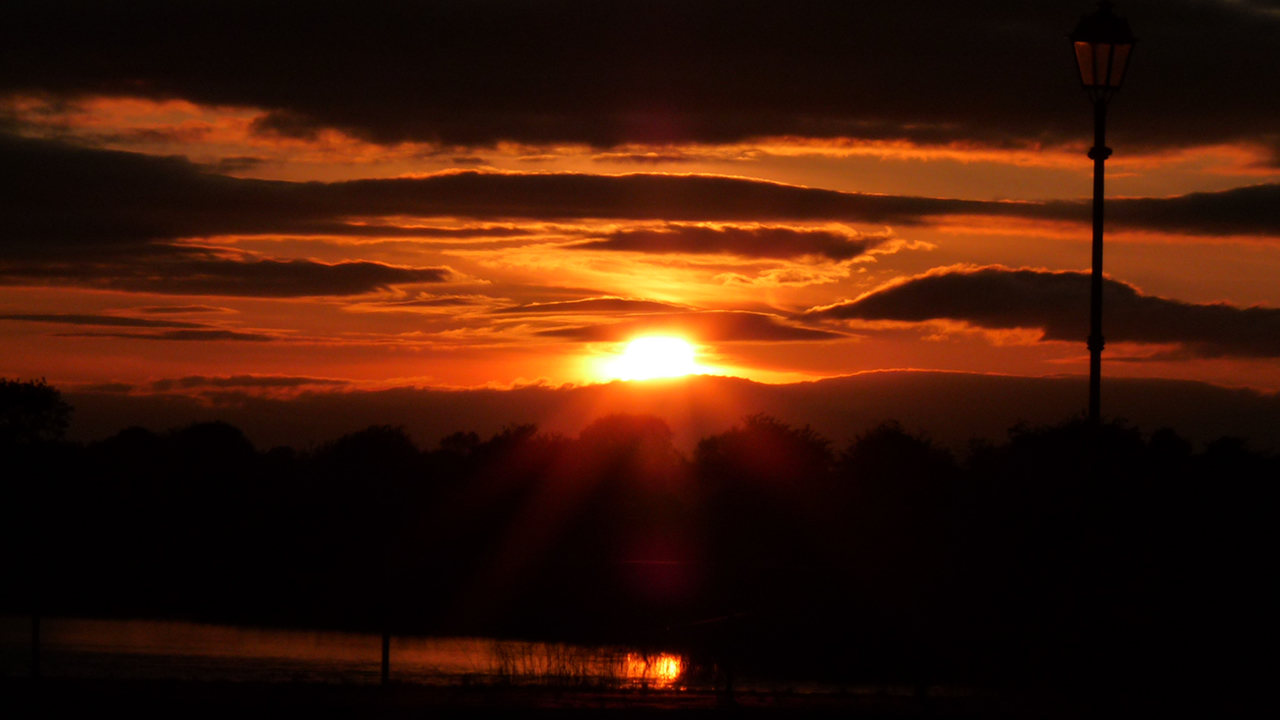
[31,613,40,680]
[381,631,391,685]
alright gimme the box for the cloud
[539,311,844,343]
[376,294,494,309]
[7,136,1280,257]
[1,312,277,342]
[76,382,136,394]
[3,137,1279,301]
[0,138,458,296]
[150,375,349,392]
[574,225,894,260]
[1091,184,1280,238]
[102,257,450,297]
[591,151,701,164]
[316,170,986,226]
[0,313,206,329]
[494,298,691,315]
[809,266,1280,358]
[5,2,1278,154]
[206,156,268,174]
[58,329,278,342]
[130,305,236,314]
[0,254,451,297]
[0,134,972,251]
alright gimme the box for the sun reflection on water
[624,652,683,687]
[2,616,690,689]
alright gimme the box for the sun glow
[606,337,700,381]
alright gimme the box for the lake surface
[0,616,685,688]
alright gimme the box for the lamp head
[1069,1,1137,103]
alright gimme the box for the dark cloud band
[0,254,450,297]
[4,135,1280,299]
[574,225,892,261]
[8,135,1278,246]
[5,2,1278,153]
[809,266,1280,358]
[0,313,206,329]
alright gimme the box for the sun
[607,337,700,381]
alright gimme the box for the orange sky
[4,1,1280,410]
[4,94,1280,394]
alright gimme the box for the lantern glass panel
[1074,41,1095,85]
[1095,43,1114,87]
[1107,44,1131,86]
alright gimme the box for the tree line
[2,378,1277,700]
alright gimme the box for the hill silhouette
[65,371,1280,454]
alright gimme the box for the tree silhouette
[0,377,72,447]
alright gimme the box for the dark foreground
[3,678,1273,720]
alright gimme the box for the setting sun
[607,337,699,381]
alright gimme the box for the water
[0,616,684,688]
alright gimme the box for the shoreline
[2,677,1034,719]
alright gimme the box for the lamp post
[1070,2,1135,425]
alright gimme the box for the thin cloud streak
[150,375,350,391]
[494,298,692,315]
[540,311,845,343]
[0,313,207,329]
[1,312,278,343]
[57,329,278,342]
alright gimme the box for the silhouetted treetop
[439,430,480,456]
[576,415,683,478]
[841,420,955,485]
[0,377,72,446]
[171,420,256,456]
[314,424,419,471]
[696,414,832,484]
[577,413,674,451]
[469,422,563,468]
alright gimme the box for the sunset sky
[4,1,1280,431]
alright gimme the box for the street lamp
[1069,1,1135,425]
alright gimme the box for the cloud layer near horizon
[810,266,1280,358]
[5,1,1279,157]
